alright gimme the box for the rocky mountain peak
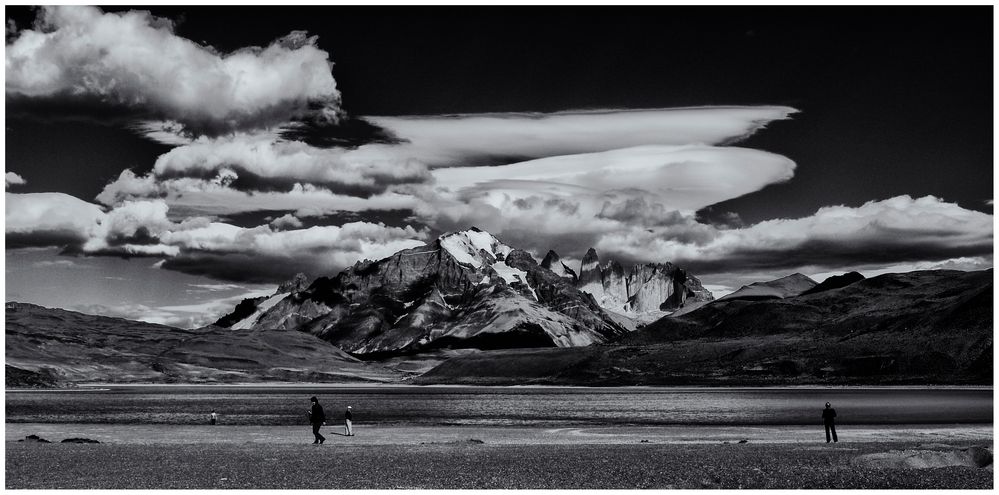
[438,228,513,268]
[540,250,561,268]
[574,248,714,319]
[541,250,578,283]
[276,272,311,294]
[581,248,600,271]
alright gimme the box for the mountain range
[214,228,709,356]
[5,228,992,387]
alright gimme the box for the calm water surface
[5,386,992,427]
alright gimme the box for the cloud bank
[595,195,994,274]
[6,6,340,134]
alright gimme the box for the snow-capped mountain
[215,228,625,356]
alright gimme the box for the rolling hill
[5,302,400,386]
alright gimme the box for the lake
[5,385,991,427]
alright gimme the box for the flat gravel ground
[6,441,993,489]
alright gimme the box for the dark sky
[6,6,993,223]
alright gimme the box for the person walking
[210,410,218,425]
[344,405,354,436]
[308,396,327,445]
[822,402,838,443]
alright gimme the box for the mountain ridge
[417,269,993,385]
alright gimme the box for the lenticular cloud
[365,106,797,167]
[5,6,341,134]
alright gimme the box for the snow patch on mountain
[230,292,286,330]
[491,261,537,300]
[440,228,513,268]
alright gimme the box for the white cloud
[156,221,429,282]
[433,144,796,211]
[31,259,90,269]
[6,192,429,282]
[97,169,422,217]
[5,172,26,189]
[594,195,994,273]
[151,133,431,193]
[6,6,340,134]
[72,287,275,328]
[6,192,104,246]
[366,106,797,167]
[270,213,304,230]
[414,143,782,255]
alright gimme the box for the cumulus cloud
[269,213,304,230]
[6,192,104,247]
[6,6,340,134]
[365,106,797,167]
[5,172,26,189]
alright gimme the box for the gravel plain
[6,427,993,489]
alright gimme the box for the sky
[5,5,994,328]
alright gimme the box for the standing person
[210,410,218,425]
[308,396,326,445]
[344,405,354,436]
[822,402,838,443]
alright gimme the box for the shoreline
[6,423,992,445]
[8,382,994,392]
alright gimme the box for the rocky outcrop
[569,248,713,315]
[239,229,626,356]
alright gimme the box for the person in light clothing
[344,406,354,436]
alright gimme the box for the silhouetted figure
[344,405,354,436]
[308,396,326,444]
[210,410,218,425]
[822,402,838,443]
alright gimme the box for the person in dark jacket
[308,396,326,444]
[822,402,838,443]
